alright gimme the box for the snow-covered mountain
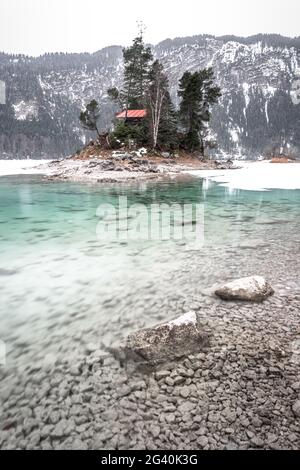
[0,34,300,159]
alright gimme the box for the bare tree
[148,61,169,149]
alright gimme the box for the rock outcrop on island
[215,276,274,302]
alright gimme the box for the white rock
[215,276,274,302]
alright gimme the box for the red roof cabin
[115,109,147,125]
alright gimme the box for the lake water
[0,175,300,370]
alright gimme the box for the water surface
[0,175,299,368]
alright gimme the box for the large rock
[215,276,274,302]
[123,311,209,367]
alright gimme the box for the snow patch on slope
[242,83,251,123]
[261,85,277,124]
[13,101,38,121]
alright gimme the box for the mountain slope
[0,34,300,159]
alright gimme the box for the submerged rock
[122,311,209,367]
[215,276,274,303]
[0,268,19,276]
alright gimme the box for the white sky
[1,0,299,56]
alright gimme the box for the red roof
[116,109,147,119]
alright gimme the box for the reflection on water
[0,175,300,367]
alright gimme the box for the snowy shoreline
[186,160,300,191]
[0,158,226,183]
[1,159,300,191]
[0,159,51,176]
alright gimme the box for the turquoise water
[0,175,300,368]
[1,175,300,248]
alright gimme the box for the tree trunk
[199,137,204,156]
[95,125,101,140]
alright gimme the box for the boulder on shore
[122,311,209,367]
[215,276,274,303]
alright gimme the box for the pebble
[178,402,194,414]
[198,436,208,448]
[173,376,185,386]
[149,425,160,438]
[69,365,82,376]
[165,377,174,387]
[292,401,300,417]
[155,371,170,380]
[291,382,300,391]
[250,436,265,448]
[179,387,190,398]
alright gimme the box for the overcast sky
[1,0,299,56]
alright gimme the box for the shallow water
[0,175,300,369]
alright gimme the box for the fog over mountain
[0,33,300,159]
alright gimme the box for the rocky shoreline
[0,275,299,450]
[40,151,236,183]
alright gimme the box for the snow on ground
[1,159,300,191]
[187,161,300,191]
[0,160,51,176]
[168,311,197,328]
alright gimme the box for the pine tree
[79,100,101,138]
[178,68,221,153]
[157,92,178,151]
[122,34,153,112]
[107,87,123,109]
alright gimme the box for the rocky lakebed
[0,168,299,451]
[0,274,299,450]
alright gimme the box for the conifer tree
[157,91,178,151]
[107,87,123,109]
[178,68,221,153]
[122,34,153,111]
